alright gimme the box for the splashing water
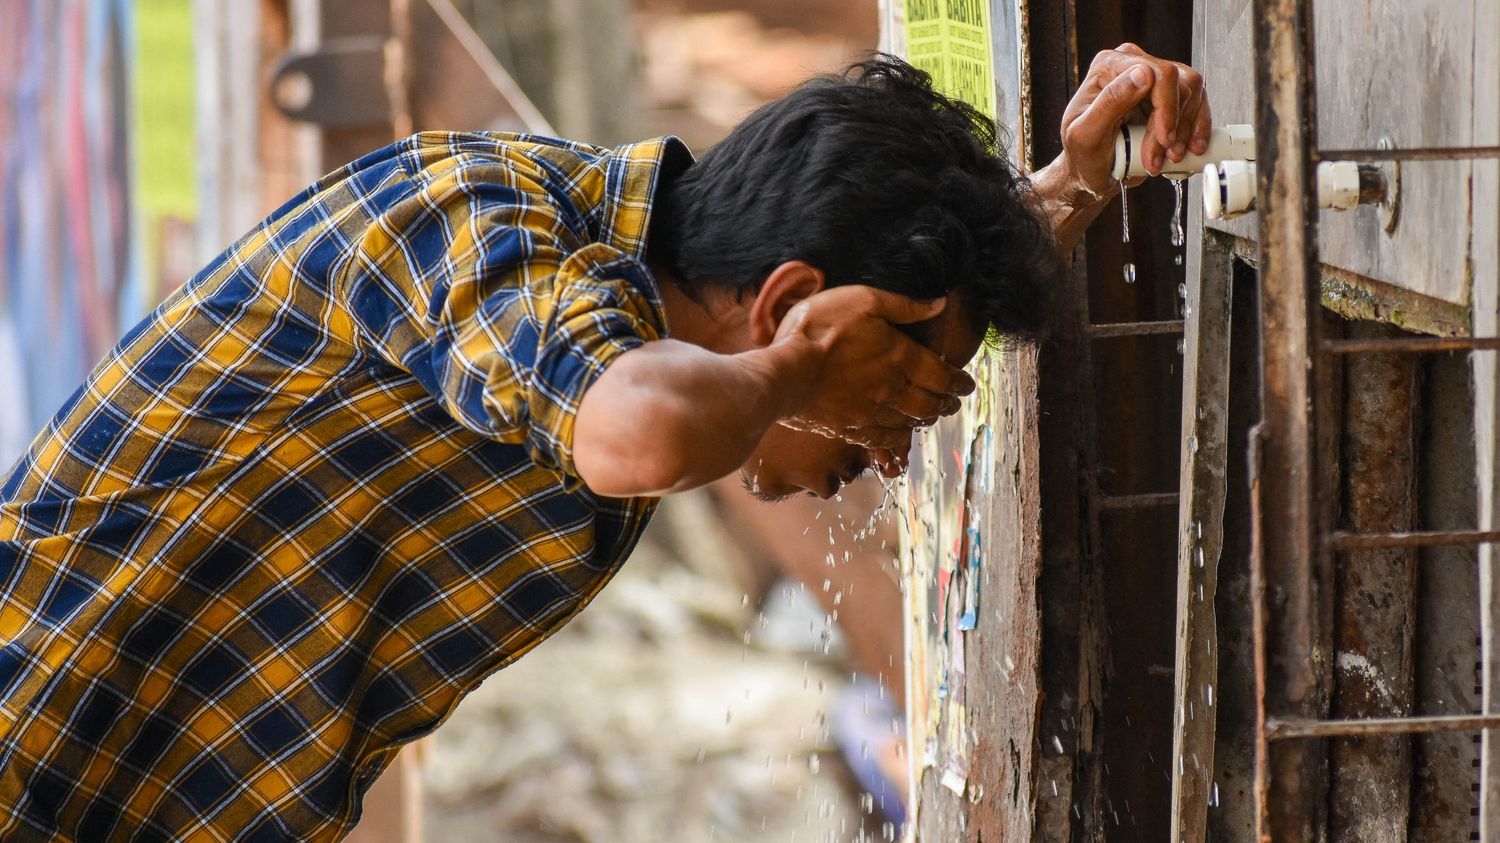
[1123,263,1137,284]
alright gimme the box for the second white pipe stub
[1201,160,1366,220]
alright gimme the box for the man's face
[738,299,983,502]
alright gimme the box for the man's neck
[652,265,751,355]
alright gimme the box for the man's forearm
[1029,154,1118,256]
[573,338,816,497]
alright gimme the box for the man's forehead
[905,295,982,366]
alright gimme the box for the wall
[0,0,144,462]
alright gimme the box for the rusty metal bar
[1323,336,1500,354]
[1329,324,1419,841]
[1084,319,1186,339]
[1267,714,1500,740]
[1329,530,1500,551]
[1099,491,1179,511]
[1316,146,1500,163]
[1250,0,1325,837]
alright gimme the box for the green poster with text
[904,0,998,120]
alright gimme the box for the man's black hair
[648,53,1059,341]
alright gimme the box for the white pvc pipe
[1112,124,1256,181]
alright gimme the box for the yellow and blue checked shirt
[0,131,689,840]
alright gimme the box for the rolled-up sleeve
[338,154,666,480]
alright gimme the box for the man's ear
[748,260,826,346]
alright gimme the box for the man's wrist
[1032,154,1118,254]
[1041,154,1116,211]
[736,339,821,422]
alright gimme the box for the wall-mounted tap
[1112,124,1255,181]
[1201,160,1389,220]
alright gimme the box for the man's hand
[1062,44,1212,188]
[1032,44,1212,253]
[768,286,974,451]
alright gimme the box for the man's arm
[574,287,972,498]
[1029,158,1117,257]
[571,339,805,497]
[1030,45,1212,254]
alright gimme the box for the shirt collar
[598,136,695,263]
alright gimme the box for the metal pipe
[1330,530,1500,551]
[1323,336,1500,354]
[1267,714,1500,740]
[1317,145,1500,163]
[1085,320,1186,339]
[1099,492,1179,511]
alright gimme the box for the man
[0,46,1206,840]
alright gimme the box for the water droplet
[1171,178,1186,248]
[1123,262,1137,284]
[1178,282,1188,300]
[1176,339,1186,355]
[808,753,821,774]
[1189,434,1199,454]
[1175,254,1184,266]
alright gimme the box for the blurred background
[0,1,908,840]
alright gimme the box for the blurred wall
[0,0,144,463]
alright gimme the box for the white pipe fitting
[1201,160,1256,219]
[1201,160,1369,220]
[1112,124,1255,181]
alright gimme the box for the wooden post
[193,0,265,263]
[1168,206,1234,843]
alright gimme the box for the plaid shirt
[0,131,688,840]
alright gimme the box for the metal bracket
[1377,136,1402,234]
[268,0,553,136]
[270,38,392,128]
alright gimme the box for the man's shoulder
[400,131,606,174]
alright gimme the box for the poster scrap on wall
[897,0,1011,819]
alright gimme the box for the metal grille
[1250,0,1500,838]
